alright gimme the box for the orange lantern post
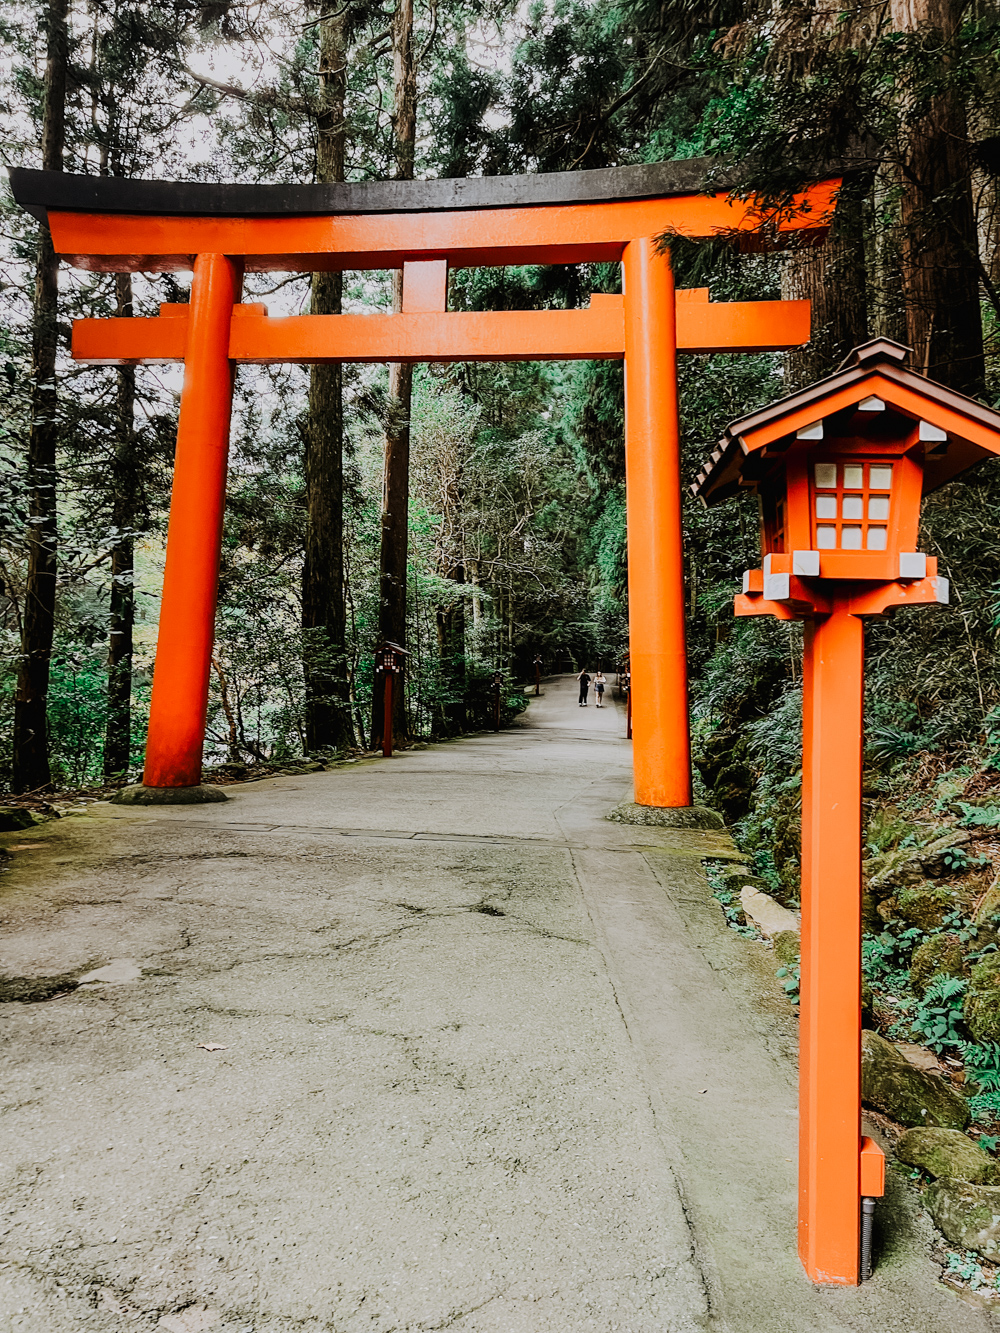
[693,338,1000,1285]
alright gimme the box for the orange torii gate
[11,164,838,803]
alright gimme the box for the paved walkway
[0,677,995,1332]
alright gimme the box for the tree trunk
[870,159,909,345]
[302,0,352,752]
[890,0,984,394]
[12,0,68,793]
[782,194,869,390]
[371,0,418,749]
[435,568,466,735]
[104,272,136,780]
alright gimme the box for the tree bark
[371,0,418,749]
[302,0,353,752]
[890,0,984,394]
[781,201,869,391]
[104,272,137,779]
[12,0,68,793]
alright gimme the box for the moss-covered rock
[861,979,874,1030]
[861,890,881,934]
[909,933,965,997]
[964,953,1000,1043]
[861,1030,970,1129]
[896,885,954,931]
[0,807,35,832]
[926,1179,1000,1259]
[773,930,800,966]
[896,1128,993,1182]
[719,865,769,894]
[975,874,1000,927]
[876,896,900,924]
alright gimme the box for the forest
[2,0,1000,848]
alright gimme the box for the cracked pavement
[0,677,996,1332]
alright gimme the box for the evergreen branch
[182,67,316,118]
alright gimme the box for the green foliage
[945,1251,997,1292]
[867,723,943,765]
[864,926,924,988]
[911,976,969,1052]
[776,962,800,1006]
[956,803,1000,830]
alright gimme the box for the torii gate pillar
[623,237,690,806]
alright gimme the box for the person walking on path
[593,671,606,707]
[577,667,591,706]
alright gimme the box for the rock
[0,807,36,832]
[876,896,900,924]
[894,1042,944,1074]
[935,776,966,804]
[861,890,881,934]
[975,873,1000,927]
[861,1029,970,1129]
[77,959,142,987]
[965,954,1000,1043]
[925,1178,1000,1259]
[910,933,965,997]
[607,802,724,830]
[867,830,972,894]
[773,929,800,965]
[896,885,953,931]
[740,886,799,938]
[718,865,769,894]
[861,978,874,1029]
[897,1128,994,1182]
[110,784,228,805]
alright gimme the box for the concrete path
[0,677,995,1332]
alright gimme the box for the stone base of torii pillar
[111,784,229,805]
[607,802,723,830]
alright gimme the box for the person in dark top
[593,670,606,707]
[577,667,591,706]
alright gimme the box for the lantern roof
[692,339,1000,506]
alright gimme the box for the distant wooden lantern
[374,641,408,757]
[694,338,1000,1288]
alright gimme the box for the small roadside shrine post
[373,641,408,757]
[693,338,1000,1286]
[9,162,836,807]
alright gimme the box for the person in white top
[593,671,607,707]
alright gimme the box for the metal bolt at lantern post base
[693,337,1000,1286]
[374,641,408,758]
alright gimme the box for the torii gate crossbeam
[10,162,838,804]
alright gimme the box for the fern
[958,1041,1000,1093]
[955,802,1000,830]
[911,976,968,1051]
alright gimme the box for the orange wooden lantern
[694,337,1000,1286]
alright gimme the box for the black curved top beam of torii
[9,158,738,222]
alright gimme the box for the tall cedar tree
[13,0,68,792]
[371,0,418,747]
[303,0,354,752]
[104,273,137,778]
